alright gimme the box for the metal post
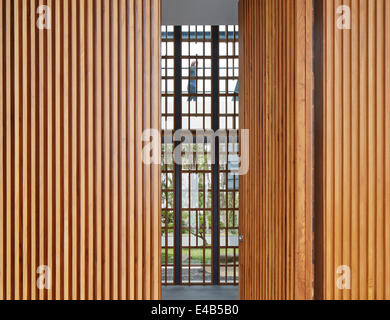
[211,25,220,285]
[173,25,182,285]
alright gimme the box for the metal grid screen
[161,25,239,285]
[218,25,239,285]
[161,26,175,285]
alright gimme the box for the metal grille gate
[161,25,239,285]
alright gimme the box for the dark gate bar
[211,25,220,285]
[174,25,182,285]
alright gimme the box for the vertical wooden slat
[14,0,21,300]
[128,0,136,300]
[385,0,390,300]
[22,0,29,300]
[102,0,111,300]
[268,0,273,299]
[324,0,334,299]
[54,0,62,300]
[265,0,270,299]
[341,0,351,301]
[111,0,119,300]
[350,0,359,300]
[38,0,45,301]
[286,0,294,299]
[286,0,292,300]
[295,0,312,300]
[0,0,4,301]
[119,0,127,300]
[78,0,86,300]
[333,0,342,301]
[86,0,94,300]
[46,0,54,301]
[151,0,161,300]
[95,0,103,300]
[260,0,266,299]
[358,0,368,300]
[71,0,78,300]
[305,0,313,299]
[367,0,376,300]
[5,0,12,300]
[63,0,70,301]
[135,0,144,299]
[143,0,151,300]
[375,0,385,301]
[30,0,37,301]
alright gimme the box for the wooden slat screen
[0,0,161,300]
[322,0,390,300]
[239,0,313,300]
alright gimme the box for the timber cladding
[239,0,390,300]
[238,0,314,300]
[1,0,389,302]
[0,0,161,300]
[321,0,390,300]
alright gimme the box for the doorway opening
[161,25,239,298]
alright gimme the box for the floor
[162,285,239,300]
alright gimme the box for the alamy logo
[336,5,351,30]
[142,129,250,176]
[36,5,51,30]
[36,265,51,290]
[336,265,351,290]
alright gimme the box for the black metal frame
[169,25,236,286]
[313,0,324,300]
[173,26,182,285]
[211,26,220,285]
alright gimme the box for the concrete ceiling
[162,0,238,25]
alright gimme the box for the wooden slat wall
[0,0,161,300]
[239,0,313,300]
[322,0,390,300]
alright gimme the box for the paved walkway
[162,285,239,300]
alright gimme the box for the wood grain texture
[322,0,390,300]
[0,0,161,300]
[239,0,314,300]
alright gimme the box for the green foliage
[162,248,239,265]
[161,142,239,238]
[182,211,212,245]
